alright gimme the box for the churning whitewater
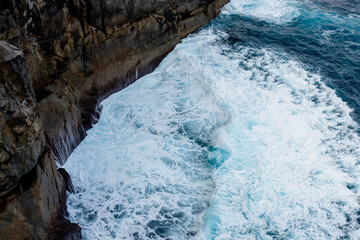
[64,0,360,239]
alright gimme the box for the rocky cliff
[0,0,228,239]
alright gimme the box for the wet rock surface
[0,0,228,238]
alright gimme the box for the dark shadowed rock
[0,42,80,240]
[58,168,75,193]
[0,41,44,197]
[0,146,80,239]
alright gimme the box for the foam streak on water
[222,0,300,24]
[64,0,360,239]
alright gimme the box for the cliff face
[0,41,80,239]
[0,0,228,239]
[1,0,228,164]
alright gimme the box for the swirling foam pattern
[64,0,360,239]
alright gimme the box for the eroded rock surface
[0,41,44,197]
[1,0,228,164]
[0,41,77,239]
[0,0,228,238]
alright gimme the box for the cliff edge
[0,0,228,239]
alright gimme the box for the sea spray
[65,0,360,239]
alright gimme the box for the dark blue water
[211,0,360,124]
[65,0,360,239]
[307,0,360,16]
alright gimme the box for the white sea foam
[64,2,360,239]
[65,27,360,239]
[64,31,231,240]
[191,40,360,240]
[223,0,300,24]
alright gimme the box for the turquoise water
[64,0,360,239]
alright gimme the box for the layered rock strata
[0,0,228,239]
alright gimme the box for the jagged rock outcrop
[0,41,43,197]
[0,41,79,239]
[0,0,228,239]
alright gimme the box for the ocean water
[63,0,360,239]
